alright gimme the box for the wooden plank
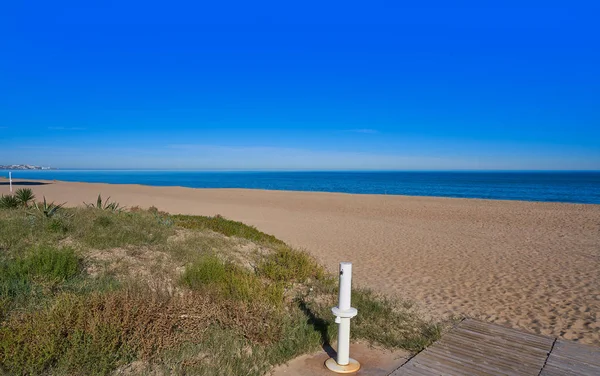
[441,330,550,365]
[538,364,574,376]
[446,329,551,359]
[540,339,600,376]
[404,351,500,376]
[456,325,554,349]
[419,347,523,375]
[392,320,600,376]
[429,341,535,371]
[548,340,600,367]
[452,329,552,357]
[425,343,538,374]
[394,338,537,376]
[445,329,549,359]
[460,319,553,349]
[459,320,552,348]
[540,363,598,376]
[394,362,442,376]
[392,319,551,376]
[435,321,552,371]
[391,345,496,376]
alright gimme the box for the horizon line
[2,168,600,173]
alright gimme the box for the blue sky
[1,1,599,170]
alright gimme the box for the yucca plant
[0,194,20,209]
[84,194,124,212]
[30,196,66,218]
[15,188,35,207]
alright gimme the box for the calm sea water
[3,170,600,204]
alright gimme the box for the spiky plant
[15,188,35,207]
[84,194,124,212]
[0,194,20,209]
[30,196,65,218]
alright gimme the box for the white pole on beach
[325,262,360,373]
[9,172,12,193]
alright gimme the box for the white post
[325,262,360,373]
[9,172,12,193]
[337,262,352,365]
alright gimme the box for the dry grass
[0,206,442,375]
[0,286,299,375]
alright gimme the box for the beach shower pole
[9,172,12,193]
[325,262,360,373]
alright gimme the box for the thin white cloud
[5,142,599,170]
[48,126,87,131]
[346,129,379,134]
[162,143,465,170]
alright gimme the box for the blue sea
[3,170,600,204]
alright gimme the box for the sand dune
[8,179,600,345]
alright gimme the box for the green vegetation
[84,194,124,212]
[0,188,35,209]
[14,188,35,207]
[181,255,285,306]
[258,247,324,282]
[173,214,285,246]
[72,208,174,249]
[30,196,65,218]
[0,200,441,375]
[2,246,80,283]
[0,195,19,209]
[0,245,82,323]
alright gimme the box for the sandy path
[6,179,600,345]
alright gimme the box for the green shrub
[84,194,124,212]
[181,255,228,286]
[72,209,174,249]
[0,246,80,285]
[0,246,81,317]
[0,209,74,254]
[164,232,237,264]
[0,288,292,375]
[0,211,30,251]
[157,315,322,376]
[14,188,35,207]
[0,195,20,209]
[0,188,36,209]
[0,261,34,307]
[30,196,65,218]
[23,246,80,282]
[181,255,284,306]
[173,215,285,245]
[0,292,136,375]
[324,288,441,351]
[93,215,113,227]
[258,247,324,283]
[47,217,69,233]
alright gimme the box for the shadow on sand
[0,181,50,186]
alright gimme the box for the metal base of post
[325,358,361,374]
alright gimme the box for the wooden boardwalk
[391,319,600,375]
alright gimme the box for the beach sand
[7,179,600,345]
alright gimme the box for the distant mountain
[0,164,54,170]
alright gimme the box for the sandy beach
[6,179,600,345]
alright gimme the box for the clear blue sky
[1,1,599,170]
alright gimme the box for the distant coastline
[0,164,55,170]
